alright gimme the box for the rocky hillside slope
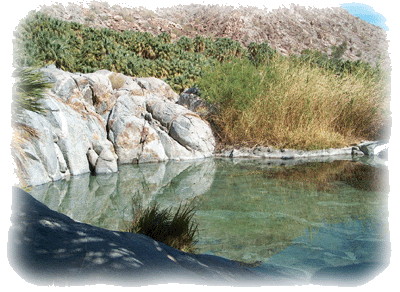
[38,2,390,68]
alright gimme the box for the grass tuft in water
[126,200,199,253]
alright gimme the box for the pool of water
[29,157,390,276]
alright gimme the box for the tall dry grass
[198,57,390,150]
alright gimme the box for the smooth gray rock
[16,110,62,185]
[91,140,119,173]
[177,88,214,116]
[70,73,94,107]
[135,77,179,102]
[146,97,215,156]
[54,142,68,173]
[146,96,188,127]
[116,76,146,97]
[13,143,53,186]
[169,114,215,155]
[108,93,215,163]
[18,91,117,184]
[108,111,167,164]
[109,94,147,118]
[358,140,389,157]
[95,149,118,174]
[82,71,116,116]
[40,66,79,102]
[87,149,99,172]
[359,141,379,156]
[219,146,356,160]
[155,127,204,160]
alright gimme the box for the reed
[198,56,390,150]
[126,201,199,253]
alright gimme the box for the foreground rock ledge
[7,187,294,286]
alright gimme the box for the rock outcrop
[15,65,389,187]
[16,66,215,186]
[177,87,214,116]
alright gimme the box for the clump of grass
[12,67,52,120]
[109,72,126,90]
[126,201,199,253]
[197,56,390,150]
[11,66,53,186]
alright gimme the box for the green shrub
[331,41,348,59]
[247,41,276,67]
[177,35,194,52]
[197,57,278,111]
[126,201,199,253]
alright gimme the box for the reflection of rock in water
[30,173,124,229]
[30,159,216,231]
[148,159,217,207]
[117,159,216,208]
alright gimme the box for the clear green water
[30,157,390,270]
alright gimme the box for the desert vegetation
[13,10,390,150]
[11,5,391,258]
[126,200,199,253]
[198,53,389,150]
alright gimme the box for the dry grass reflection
[254,160,389,193]
[194,160,389,263]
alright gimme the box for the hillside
[38,1,390,69]
[12,1,391,151]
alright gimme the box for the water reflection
[193,159,388,262]
[30,158,389,270]
[30,159,216,230]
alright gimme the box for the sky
[340,2,389,30]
